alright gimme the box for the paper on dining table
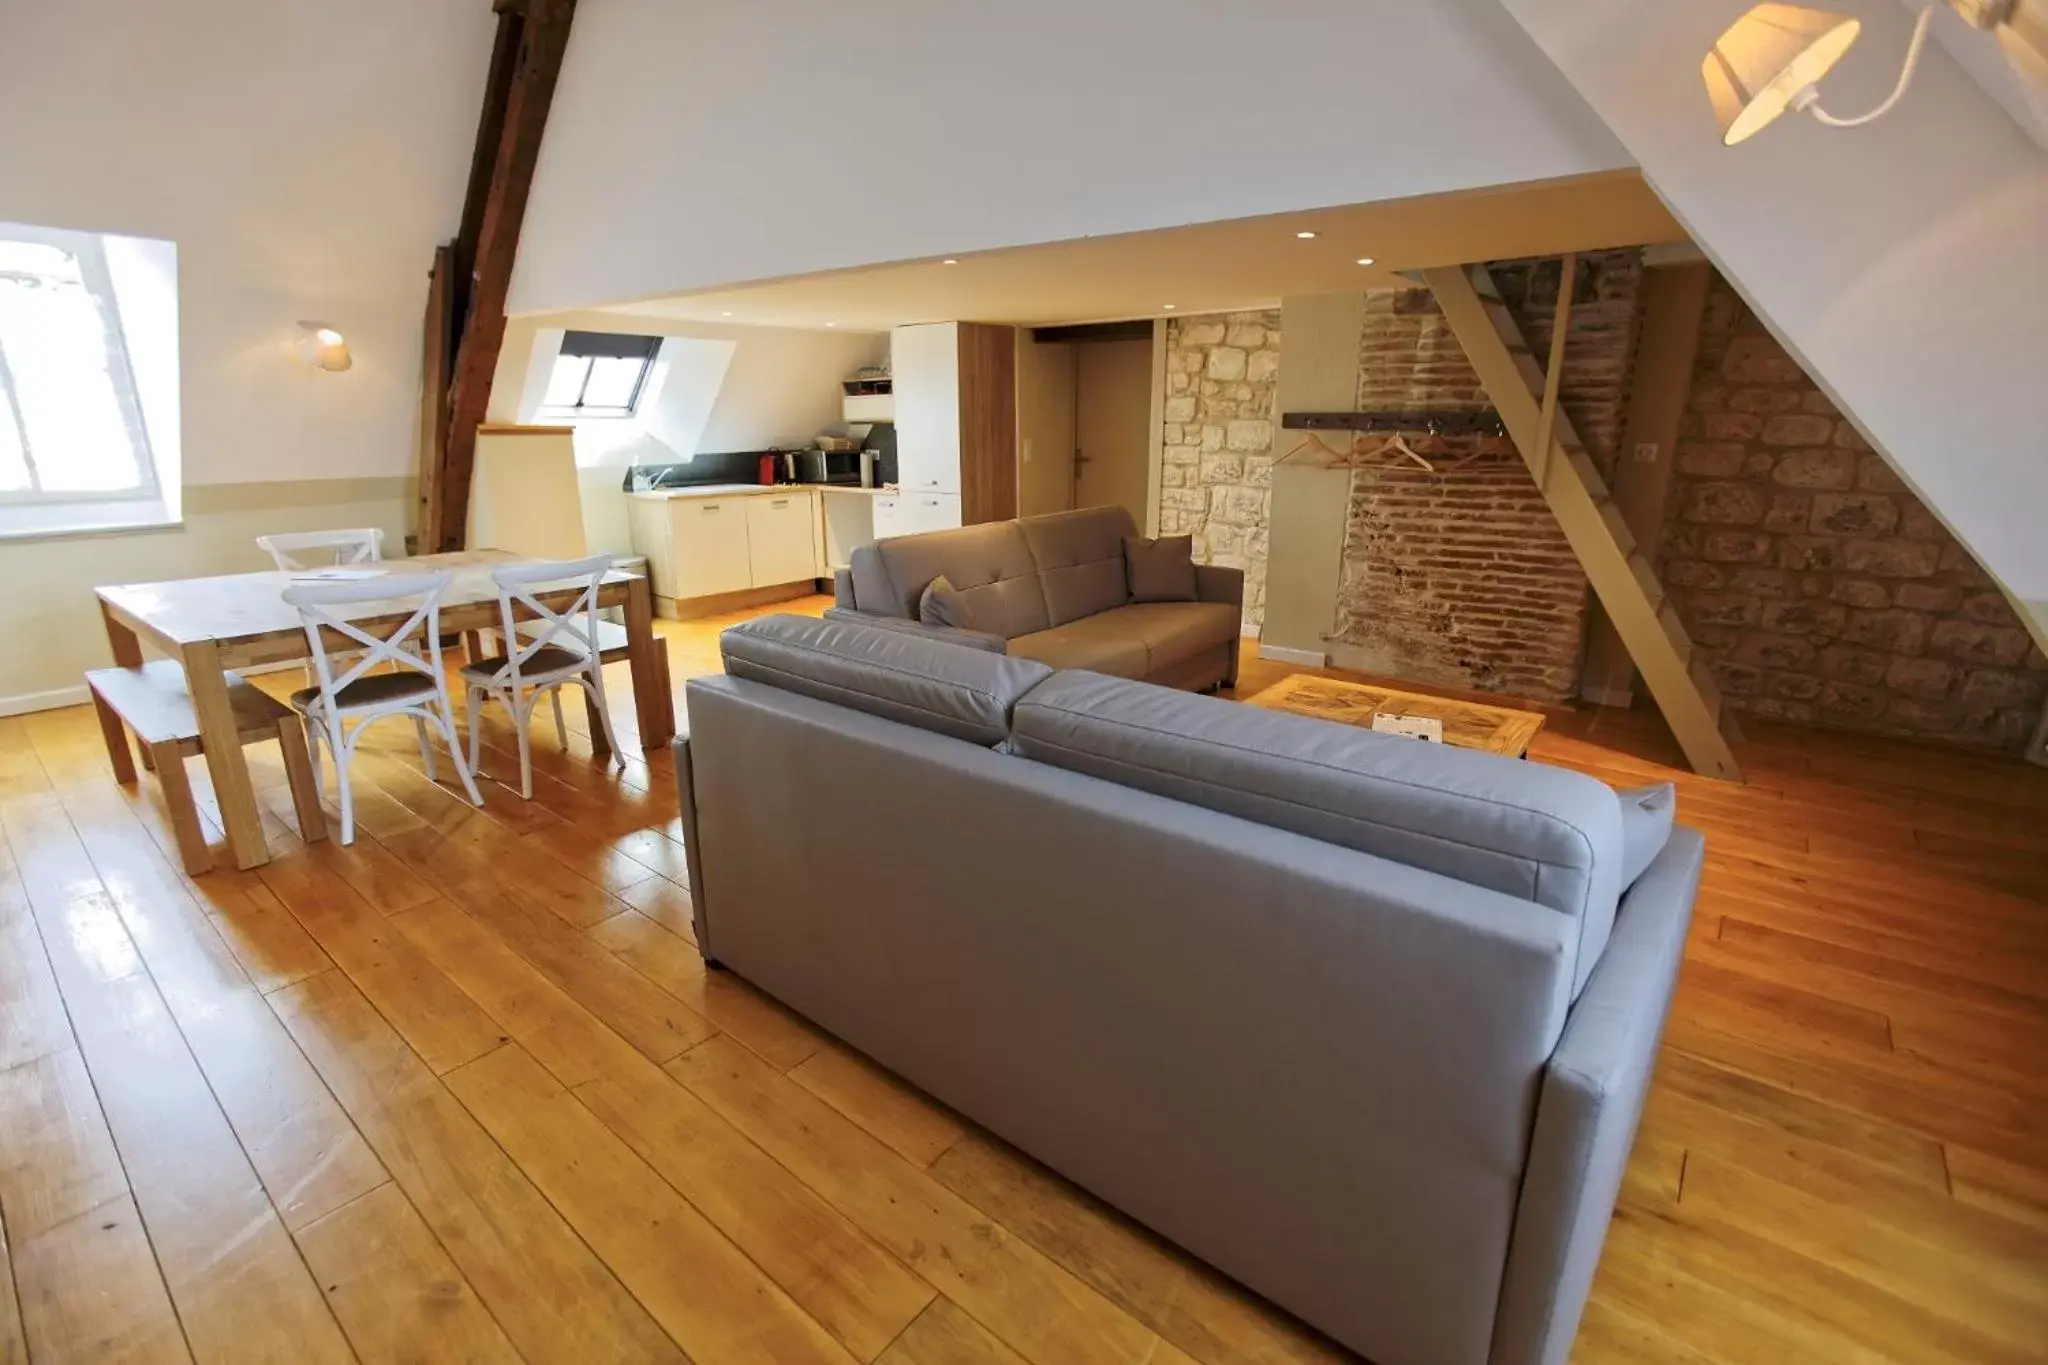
[288,567,386,581]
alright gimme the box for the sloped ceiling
[1502,0,2048,641]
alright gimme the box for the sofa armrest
[1489,826,1703,1365]
[1195,562,1244,607]
[832,568,856,609]
[820,606,1009,654]
[1194,564,1245,686]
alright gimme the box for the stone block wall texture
[1330,252,1643,702]
[1158,310,1281,630]
[1658,276,2047,750]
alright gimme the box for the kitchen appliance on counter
[794,446,864,486]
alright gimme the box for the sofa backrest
[721,614,1052,745]
[1016,505,1136,626]
[1010,670,1627,996]
[849,521,1051,638]
[846,504,1139,637]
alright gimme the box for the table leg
[276,718,328,844]
[182,640,269,870]
[623,576,675,749]
[100,598,144,666]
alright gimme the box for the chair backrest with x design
[487,555,616,687]
[256,527,385,571]
[280,570,453,712]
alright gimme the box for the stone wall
[1329,252,1643,702]
[1659,277,2048,750]
[1157,311,1281,632]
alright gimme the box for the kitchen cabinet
[871,490,960,542]
[890,321,1016,522]
[745,492,820,587]
[628,486,824,613]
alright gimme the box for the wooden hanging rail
[1281,410,1506,436]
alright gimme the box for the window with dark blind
[538,330,661,418]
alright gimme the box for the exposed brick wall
[1158,311,1280,631]
[1329,252,1643,702]
[1659,276,2048,751]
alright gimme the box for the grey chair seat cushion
[1010,671,1628,994]
[461,644,589,680]
[719,613,1052,745]
[292,672,438,712]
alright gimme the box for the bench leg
[276,718,328,845]
[91,687,138,785]
[150,741,211,876]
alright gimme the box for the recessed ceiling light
[824,321,837,327]
[1162,304,1176,311]
[1296,230,1318,240]
[720,310,733,317]
[1355,257,1376,267]
[941,258,959,265]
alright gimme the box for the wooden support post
[1531,252,1575,489]
[427,0,579,554]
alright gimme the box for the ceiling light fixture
[1356,257,1376,267]
[720,311,733,317]
[1295,230,1318,239]
[1704,1,1942,145]
[824,321,837,328]
[942,258,959,265]
[296,321,351,372]
[1162,304,1177,311]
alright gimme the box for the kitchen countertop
[627,483,898,500]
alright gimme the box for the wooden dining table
[94,549,675,871]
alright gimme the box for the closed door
[745,493,819,586]
[1074,337,1153,528]
[670,498,753,599]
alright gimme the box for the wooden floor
[2,595,2045,1364]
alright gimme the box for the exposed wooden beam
[427,0,578,553]
[414,244,456,552]
[1531,251,1575,487]
[1424,262,1741,781]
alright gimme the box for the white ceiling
[591,171,1683,333]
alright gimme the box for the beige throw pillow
[919,573,974,630]
[1124,534,1198,603]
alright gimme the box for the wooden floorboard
[0,600,2043,1364]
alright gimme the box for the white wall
[0,0,492,486]
[0,0,491,708]
[1503,0,2048,637]
[510,0,1631,313]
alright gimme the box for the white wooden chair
[255,527,385,570]
[462,554,625,799]
[281,570,483,844]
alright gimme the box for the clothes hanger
[1354,428,1435,473]
[1277,430,1349,466]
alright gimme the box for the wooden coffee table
[1246,674,1546,758]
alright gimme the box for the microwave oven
[795,447,869,485]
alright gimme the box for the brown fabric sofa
[830,505,1244,690]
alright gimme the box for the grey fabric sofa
[830,504,1245,690]
[674,615,1701,1365]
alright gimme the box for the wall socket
[1632,441,1661,464]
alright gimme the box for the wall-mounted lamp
[297,321,352,372]
[1705,0,2047,145]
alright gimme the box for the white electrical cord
[1795,3,1939,127]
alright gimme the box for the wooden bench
[86,660,327,874]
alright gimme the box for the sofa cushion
[1091,601,1239,673]
[919,573,973,630]
[852,522,1051,639]
[1020,506,1136,626]
[1617,782,1677,888]
[1010,671,1627,994]
[721,614,1052,746]
[1124,534,1198,603]
[1009,618,1149,678]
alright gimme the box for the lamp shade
[1703,3,1863,144]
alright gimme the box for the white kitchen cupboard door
[745,492,820,586]
[670,497,754,599]
[871,494,913,540]
[891,322,960,494]
[902,492,962,535]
